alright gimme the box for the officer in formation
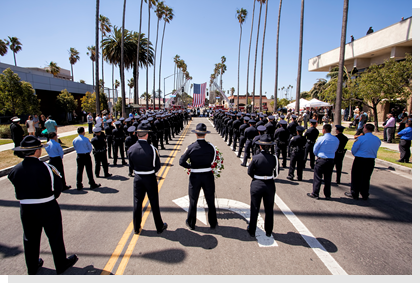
[287,126,306,181]
[334,125,349,184]
[303,119,319,169]
[125,126,138,177]
[252,125,267,156]
[241,119,258,167]
[237,116,250,158]
[90,127,112,179]
[154,115,166,150]
[247,134,279,237]
[45,132,71,190]
[10,116,24,157]
[307,124,339,200]
[112,121,127,166]
[226,114,234,146]
[232,114,242,151]
[8,136,78,275]
[104,119,114,159]
[179,123,218,230]
[274,120,289,168]
[127,121,168,235]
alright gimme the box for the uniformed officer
[179,123,218,230]
[237,116,250,158]
[287,115,298,137]
[104,119,114,159]
[287,126,306,181]
[274,120,289,168]
[127,121,168,235]
[112,121,127,166]
[45,132,71,190]
[307,124,339,200]
[303,119,320,169]
[72,127,101,190]
[90,127,112,178]
[241,119,259,167]
[232,114,242,151]
[8,136,78,275]
[125,126,138,177]
[252,125,266,156]
[10,117,24,157]
[256,114,265,128]
[246,134,279,237]
[227,114,234,145]
[334,125,349,184]
[163,114,172,144]
[154,115,166,150]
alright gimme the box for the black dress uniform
[112,121,127,165]
[125,126,138,177]
[247,134,279,237]
[163,115,171,144]
[287,126,306,180]
[237,118,250,158]
[10,118,24,157]
[241,121,259,166]
[232,115,242,151]
[104,119,114,159]
[287,116,298,137]
[334,125,349,184]
[274,120,289,168]
[252,126,267,157]
[304,120,320,169]
[154,116,166,150]
[127,123,167,234]
[227,115,234,145]
[179,123,218,230]
[8,136,78,275]
[90,127,112,178]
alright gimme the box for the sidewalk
[0,127,87,153]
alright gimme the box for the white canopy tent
[286,98,310,110]
[303,98,332,108]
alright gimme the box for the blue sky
[0,0,413,100]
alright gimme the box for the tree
[259,0,268,112]
[279,98,289,108]
[300,91,311,100]
[252,0,264,112]
[173,54,180,89]
[128,77,135,102]
[81,91,108,115]
[115,97,123,113]
[309,78,327,99]
[153,1,165,110]
[294,0,305,113]
[46,62,60,77]
[121,0,127,117]
[135,0,145,104]
[68,47,80,82]
[0,68,40,116]
[140,91,152,105]
[80,79,86,84]
[87,45,96,89]
[0,39,8,61]
[236,8,247,111]
[56,89,77,122]
[145,0,158,110]
[219,56,227,94]
[246,0,256,113]
[7,36,22,66]
[99,15,112,86]
[274,0,283,113]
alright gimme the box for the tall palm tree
[335,0,350,130]
[121,0,127,117]
[219,56,227,100]
[146,0,157,110]
[295,0,305,113]
[252,0,265,112]
[0,39,8,61]
[135,0,144,104]
[68,47,80,82]
[87,45,96,91]
[46,61,60,77]
[273,0,283,112]
[159,5,174,109]
[152,1,165,110]
[128,78,135,103]
[114,79,120,113]
[95,0,101,115]
[173,54,180,89]
[236,8,247,111]
[246,0,256,113]
[7,36,22,66]
[99,15,112,87]
[259,0,268,112]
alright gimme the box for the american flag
[193,83,206,108]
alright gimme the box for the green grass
[0,139,13,145]
[345,140,411,168]
[58,134,79,149]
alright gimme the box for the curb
[345,151,411,175]
[0,147,76,178]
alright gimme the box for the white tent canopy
[286,98,310,110]
[303,98,332,108]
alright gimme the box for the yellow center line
[101,123,190,275]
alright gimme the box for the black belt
[318,157,334,160]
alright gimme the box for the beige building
[308,17,412,121]
[227,95,274,112]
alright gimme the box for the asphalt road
[0,118,412,275]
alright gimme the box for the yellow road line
[101,124,190,275]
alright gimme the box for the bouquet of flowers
[184,146,224,179]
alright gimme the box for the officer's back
[245,125,258,140]
[305,126,319,143]
[184,140,215,168]
[289,133,307,149]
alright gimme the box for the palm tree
[146,0,157,110]
[153,1,165,110]
[135,0,144,104]
[335,0,350,129]
[46,62,60,77]
[173,54,180,89]
[0,39,8,61]
[252,0,265,112]
[158,5,174,109]
[273,0,283,112]
[246,0,256,113]
[7,36,22,66]
[68,47,80,82]
[99,15,112,87]
[309,78,327,99]
[295,0,305,113]
[259,0,268,112]
[128,78,135,103]
[114,79,120,113]
[87,45,96,91]
[121,0,127,117]
[141,92,152,105]
[236,8,247,111]
[220,56,227,93]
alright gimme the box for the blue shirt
[313,133,340,159]
[45,119,57,133]
[73,135,93,154]
[45,139,64,158]
[351,132,381,158]
[397,127,412,140]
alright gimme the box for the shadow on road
[0,243,23,258]
[272,231,338,253]
[36,264,107,275]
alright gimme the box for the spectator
[322,113,330,125]
[87,112,94,134]
[26,115,36,136]
[366,27,374,35]
[398,113,408,132]
[39,114,46,131]
[44,116,58,142]
[383,113,396,143]
[33,114,40,137]
[397,120,412,163]
[45,132,71,190]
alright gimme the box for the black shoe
[128,173,133,177]
[266,232,272,237]
[362,196,369,200]
[287,176,294,181]
[336,180,341,184]
[28,258,44,275]
[210,223,218,229]
[90,183,101,189]
[297,178,302,181]
[185,220,195,230]
[63,185,71,191]
[157,223,168,234]
[247,226,255,237]
[95,175,100,178]
[56,254,78,275]
[344,192,358,199]
[307,193,319,199]
[134,230,140,235]
[161,147,166,150]
[77,185,83,190]
[240,163,247,167]
[122,162,127,165]
[325,196,331,200]
[104,174,112,178]
[397,159,404,163]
